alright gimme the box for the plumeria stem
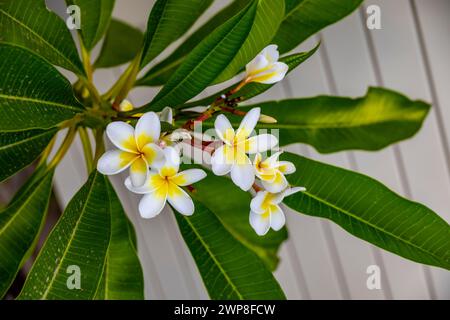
[230,78,249,95]
[93,128,106,165]
[37,135,57,168]
[78,127,94,173]
[111,52,143,110]
[79,40,102,108]
[47,127,77,170]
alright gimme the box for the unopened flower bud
[119,99,134,112]
[258,114,277,124]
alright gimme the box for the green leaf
[192,171,288,271]
[283,152,450,270]
[19,171,110,299]
[136,0,253,86]
[0,44,84,131]
[274,0,363,54]
[0,0,85,75]
[93,19,144,69]
[140,0,213,68]
[182,45,319,108]
[138,2,257,112]
[0,128,57,183]
[213,0,285,84]
[94,180,144,300]
[196,87,430,152]
[66,0,115,51]
[0,169,54,298]
[175,200,286,299]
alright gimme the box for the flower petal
[249,62,288,84]
[283,186,306,198]
[106,122,137,153]
[246,134,278,154]
[278,161,296,174]
[172,169,207,186]
[125,171,165,194]
[236,108,260,140]
[211,145,233,176]
[97,150,137,175]
[269,205,285,231]
[214,114,234,144]
[249,210,270,236]
[246,54,269,77]
[230,155,255,191]
[262,171,288,193]
[250,191,269,214]
[167,184,194,216]
[141,143,165,168]
[129,157,148,187]
[262,44,279,63]
[135,112,161,150]
[138,190,167,219]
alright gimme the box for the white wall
[52,0,450,299]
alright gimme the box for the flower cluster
[97,111,206,218]
[96,44,305,235]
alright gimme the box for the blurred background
[2,0,449,299]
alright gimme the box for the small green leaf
[182,45,319,108]
[137,0,253,86]
[0,44,84,131]
[192,171,288,271]
[138,1,257,112]
[0,169,54,298]
[213,0,285,84]
[19,171,110,299]
[283,152,450,270]
[66,0,115,51]
[0,128,57,183]
[275,0,363,54]
[140,0,213,68]
[175,199,286,299]
[0,0,85,75]
[94,180,144,300]
[93,19,144,69]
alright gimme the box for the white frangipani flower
[211,108,278,191]
[159,106,173,124]
[250,187,306,236]
[125,147,207,219]
[254,152,296,193]
[245,45,288,84]
[97,112,165,187]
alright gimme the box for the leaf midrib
[40,174,102,299]
[181,214,244,299]
[300,190,447,264]
[0,129,54,152]
[0,9,82,74]
[0,94,82,112]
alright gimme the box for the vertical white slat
[319,7,434,299]
[361,0,450,299]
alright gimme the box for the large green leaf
[138,1,258,112]
[283,152,450,270]
[213,0,285,84]
[66,0,115,51]
[19,171,110,299]
[94,180,144,300]
[199,88,430,153]
[136,0,253,87]
[0,44,84,131]
[93,19,143,69]
[0,128,57,183]
[140,0,213,68]
[175,200,286,299]
[0,0,85,75]
[0,169,54,298]
[182,46,319,108]
[192,171,287,271]
[275,0,363,54]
